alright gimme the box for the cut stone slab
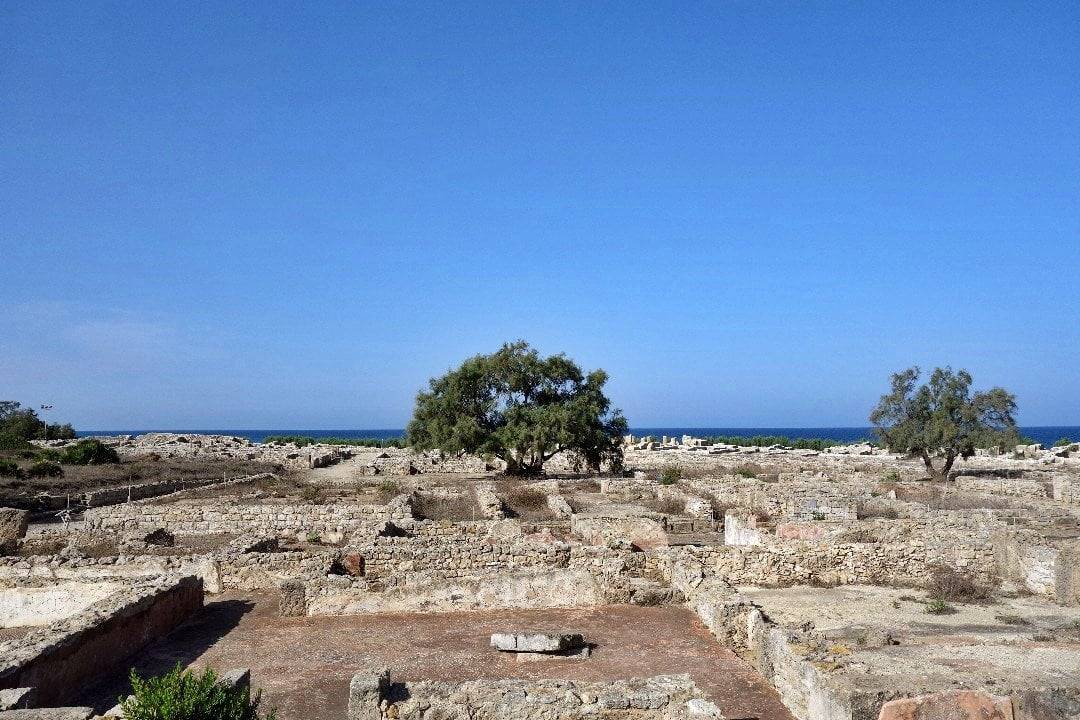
[0,689,35,712]
[0,709,94,720]
[514,645,591,662]
[490,632,585,653]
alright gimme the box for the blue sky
[2,1,1077,429]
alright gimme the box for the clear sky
[2,2,1077,429]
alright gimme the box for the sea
[79,426,1080,447]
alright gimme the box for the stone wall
[347,670,722,720]
[0,576,203,706]
[953,475,1052,501]
[84,497,409,535]
[353,521,572,584]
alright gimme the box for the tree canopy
[407,341,628,474]
[0,401,75,442]
[869,367,1018,480]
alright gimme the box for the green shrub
[0,459,22,478]
[35,448,61,462]
[299,485,324,504]
[658,465,682,485]
[1054,437,1074,447]
[698,435,856,452]
[925,597,954,615]
[120,664,275,720]
[375,479,402,502]
[263,435,314,447]
[27,460,63,478]
[262,435,406,449]
[59,439,120,465]
[0,432,32,455]
[46,423,77,440]
[883,469,901,483]
[733,462,764,479]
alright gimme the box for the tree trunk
[920,450,945,481]
[940,451,956,480]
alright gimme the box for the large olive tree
[407,342,628,474]
[869,367,1018,480]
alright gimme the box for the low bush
[59,439,120,465]
[35,448,61,462]
[926,564,992,603]
[375,479,402,503]
[263,435,406,449]
[925,597,954,615]
[120,663,275,720]
[646,496,686,515]
[733,462,764,479]
[27,460,63,478]
[0,433,32,455]
[855,502,899,520]
[0,459,22,478]
[698,435,857,451]
[299,485,324,504]
[1054,437,1074,447]
[411,492,479,521]
[658,465,681,485]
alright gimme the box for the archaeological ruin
[1,433,1078,719]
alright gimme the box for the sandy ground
[75,593,793,720]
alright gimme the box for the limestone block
[490,632,585,653]
[278,579,307,617]
[220,668,250,691]
[0,689,35,711]
[0,709,94,719]
[348,668,389,720]
[0,508,29,554]
[877,690,1013,720]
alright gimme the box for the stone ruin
[1,434,1078,720]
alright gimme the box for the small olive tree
[870,367,1018,481]
[407,341,628,474]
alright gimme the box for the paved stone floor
[76,593,793,720]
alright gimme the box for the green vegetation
[0,459,21,478]
[698,435,856,451]
[1054,437,1075,447]
[658,465,682,485]
[407,341,627,475]
[870,367,1018,481]
[733,462,765,479]
[27,460,62,478]
[59,439,120,465]
[0,401,75,442]
[262,435,406,448]
[0,433,32,454]
[925,597,953,615]
[120,664,275,720]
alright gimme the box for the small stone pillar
[278,579,307,617]
[348,668,390,720]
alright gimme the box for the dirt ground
[0,458,283,506]
[75,594,793,720]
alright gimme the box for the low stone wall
[703,538,996,588]
[347,669,721,720]
[0,576,203,706]
[953,475,1052,501]
[84,497,409,535]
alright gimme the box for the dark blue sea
[80,426,1080,447]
